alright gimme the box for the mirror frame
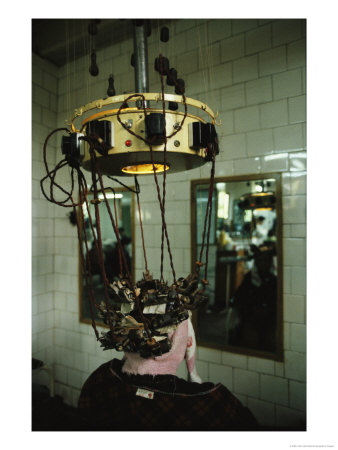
[78,186,135,327]
[191,173,283,361]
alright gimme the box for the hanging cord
[159,55,168,282]
[197,151,217,285]
[90,175,144,277]
[65,20,70,116]
[89,180,124,278]
[40,128,149,341]
[135,176,149,273]
[106,175,140,194]
[196,21,217,113]
[152,54,189,284]
[115,58,189,285]
[85,138,152,339]
[90,180,124,278]
[115,92,176,283]
[84,137,131,282]
[197,24,206,98]
[87,147,116,331]
[82,20,90,103]
[156,53,190,278]
[41,159,70,205]
[205,22,216,113]
[104,175,147,276]
[40,127,104,338]
[81,176,121,341]
[111,187,124,277]
[40,128,118,338]
[203,154,216,282]
[91,173,148,287]
[101,174,149,280]
[40,128,81,207]
[147,142,176,284]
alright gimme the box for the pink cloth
[122,318,201,382]
[185,318,197,374]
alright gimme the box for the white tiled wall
[32,53,58,384]
[32,18,306,427]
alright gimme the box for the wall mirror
[191,173,283,360]
[79,187,135,325]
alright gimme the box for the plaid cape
[78,359,257,431]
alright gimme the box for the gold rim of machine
[69,92,218,132]
[80,108,209,131]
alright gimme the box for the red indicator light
[125,140,132,147]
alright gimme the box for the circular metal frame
[68,92,217,132]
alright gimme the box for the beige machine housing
[69,93,217,177]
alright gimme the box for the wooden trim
[191,180,198,332]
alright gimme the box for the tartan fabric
[78,359,258,431]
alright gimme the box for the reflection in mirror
[192,174,282,360]
[79,188,134,324]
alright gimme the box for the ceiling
[32,19,175,67]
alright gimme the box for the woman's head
[122,317,201,382]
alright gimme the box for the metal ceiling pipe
[133,20,149,96]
